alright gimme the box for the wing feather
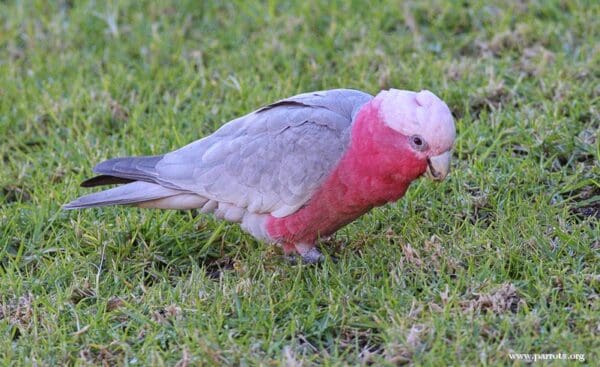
[152,89,372,217]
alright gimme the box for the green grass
[1,0,598,365]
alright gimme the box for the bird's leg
[280,242,324,264]
[301,247,325,264]
[295,243,324,264]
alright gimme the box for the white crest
[375,89,456,155]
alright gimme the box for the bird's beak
[425,151,451,181]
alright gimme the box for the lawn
[0,0,598,365]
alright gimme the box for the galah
[64,89,456,263]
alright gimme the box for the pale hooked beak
[425,151,451,181]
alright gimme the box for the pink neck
[344,100,428,191]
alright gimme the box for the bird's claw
[283,247,325,265]
[300,247,325,264]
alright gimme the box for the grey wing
[154,89,373,217]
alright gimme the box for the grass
[0,0,598,365]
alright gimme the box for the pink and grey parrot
[64,89,456,263]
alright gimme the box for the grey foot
[300,247,325,264]
[283,248,325,265]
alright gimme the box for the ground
[0,0,598,365]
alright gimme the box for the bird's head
[373,89,456,181]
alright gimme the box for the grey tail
[63,154,175,210]
[63,181,180,210]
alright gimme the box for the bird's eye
[410,135,428,151]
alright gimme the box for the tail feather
[63,181,180,210]
[80,175,135,188]
[92,155,163,183]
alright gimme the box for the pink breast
[266,102,427,246]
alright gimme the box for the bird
[64,88,456,263]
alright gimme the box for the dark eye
[410,135,427,151]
